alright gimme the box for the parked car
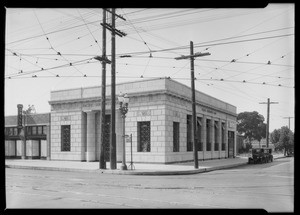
[248,148,273,164]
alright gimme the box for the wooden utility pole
[175,41,210,169]
[283,116,294,130]
[110,8,117,170]
[101,8,126,170]
[99,9,108,169]
[259,98,278,148]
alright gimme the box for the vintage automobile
[262,148,273,163]
[248,147,273,164]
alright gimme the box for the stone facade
[49,77,237,163]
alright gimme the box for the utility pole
[259,98,278,148]
[110,8,117,170]
[175,41,210,169]
[101,8,126,170]
[283,116,294,130]
[95,9,111,169]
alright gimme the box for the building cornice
[49,89,237,117]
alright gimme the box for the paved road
[5,157,293,211]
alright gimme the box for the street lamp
[118,92,129,170]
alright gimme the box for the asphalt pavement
[5,153,286,175]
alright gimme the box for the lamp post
[118,92,129,170]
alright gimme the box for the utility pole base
[121,164,127,170]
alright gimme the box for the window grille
[215,142,219,151]
[61,125,71,151]
[173,122,180,152]
[222,143,226,151]
[197,141,203,151]
[207,142,211,151]
[138,121,151,152]
[187,115,192,151]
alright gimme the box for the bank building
[5,77,237,164]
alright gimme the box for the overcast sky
[5,4,294,132]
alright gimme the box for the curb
[5,161,249,176]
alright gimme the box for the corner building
[49,77,237,163]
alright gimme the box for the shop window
[42,126,47,135]
[38,126,43,135]
[9,128,13,136]
[13,127,18,136]
[173,122,180,152]
[27,126,32,135]
[137,121,150,152]
[32,126,37,135]
[61,125,71,151]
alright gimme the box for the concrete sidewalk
[5,154,285,175]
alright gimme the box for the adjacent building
[4,113,50,159]
[5,77,237,164]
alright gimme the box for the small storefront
[4,113,50,159]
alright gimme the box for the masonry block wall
[49,77,237,163]
[50,111,84,161]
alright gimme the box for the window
[9,128,13,136]
[138,121,150,152]
[61,125,71,151]
[187,115,193,151]
[42,126,47,135]
[32,126,37,135]
[27,126,32,135]
[206,119,211,151]
[214,121,218,151]
[221,122,225,151]
[38,126,43,135]
[13,127,18,136]
[173,122,180,152]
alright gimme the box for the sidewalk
[5,154,285,175]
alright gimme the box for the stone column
[225,120,229,158]
[86,111,96,162]
[201,116,206,160]
[210,119,214,159]
[218,120,222,159]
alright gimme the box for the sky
[5,4,295,132]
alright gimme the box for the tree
[278,126,294,156]
[237,111,266,147]
[270,128,281,146]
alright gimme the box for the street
[5,157,293,212]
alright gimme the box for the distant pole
[267,98,270,148]
[283,117,294,130]
[99,9,107,169]
[110,8,117,170]
[174,42,210,169]
[259,98,278,148]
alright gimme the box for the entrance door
[104,115,111,161]
[228,131,235,158]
